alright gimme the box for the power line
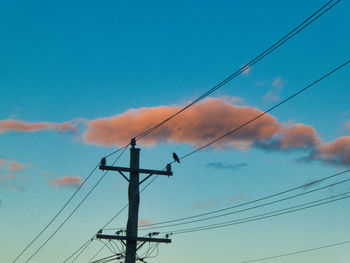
[134,0,341,142]
[135,169,350,229]
[11,163,99,263]
[62,174,161,263]
[63,238,94,263]
[241,239,350,262]
[22,146,129,263]
[70,238,94,263]
[88,243,108,263]
[179,59,350,161]
[64,57,349,262]
[138,173,350,230]
[170,191,350,235]
[12,146,128,263]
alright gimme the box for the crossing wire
[169,191,350,235]
[241,239,350,262]
[135,0,342,142]
[62,174,161,263]
[136,169,350,229]
[138,173,350,230]
[22,146,129,263]
[11,162,99,263]
[49,1,343,260]
[178,59,350,161]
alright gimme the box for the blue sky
[1,0,350,262]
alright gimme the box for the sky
[1,0,350,262]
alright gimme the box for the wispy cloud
[263,77,285,102]
[138,219,155,226]
[48,175,82,188]
[193,200,218,209]
[207,162,247,171]
[242,66,251,76]
[345,121,350,133]
[0,119,78,134]
[8,161,31,171]
[0,159,31,191]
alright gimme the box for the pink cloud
[242,66,251,76]
[263,77,284,102]
[138,219,155,226]
[316,136,350,166]
[49,175,83,188]
[0,119,77,134]
[193,200,218,209]
[345,121,350,133]
[0,159,5,168]
[280,124,321,149]
[8,161,30,171]
[84,97,281,148]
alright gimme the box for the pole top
[130,138,136,148]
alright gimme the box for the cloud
[263,77,284,102]
[0,159,5,168]
[0,119,77,134]
[8,161,31,171]
[138,219,155,226]
[279,124,321,149]
[242,66,251,76]
[193,200,218,209]
[0,159,31,190]
[302,179,321,190]
[226,194,248,203]
[207,161,247,171]
[345,121,350,133]
[84,97,281,148]
[315,137,350,166]
[83,97,350,168]
[48,175,83,188]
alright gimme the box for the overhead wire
[170,191,350,235]
[137,169,350,229]
[179,59,350,161]
[22,145,129,263]
[134,0,342,142]
[88,244,108,263]
[11,163,99,263]
[46,1,344,260]
[138,173,350,230]
[241,239,350,262]
[62,171,161,262]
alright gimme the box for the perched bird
[100,157,106,166]
[172,152,180,163]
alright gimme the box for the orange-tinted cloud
[49,175,83,188]
[138,219,155,226]
[84,97,281,148]
[8,161,30,171]
[0,159,5,168]
[0,159,30,191]
[0,119,77,134]
[83,97,350,167]
[280,124,321,149]
[316,136,350,166]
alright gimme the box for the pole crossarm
[99,165,173,176]
[96,234,171,244]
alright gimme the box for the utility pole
[97,138,173,263]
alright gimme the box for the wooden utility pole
[97,138,172,263]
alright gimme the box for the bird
[100,157,106,166]
[172,152,180,163]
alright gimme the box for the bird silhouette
[172,153,180,163]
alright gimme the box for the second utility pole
[97,138,173,263]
